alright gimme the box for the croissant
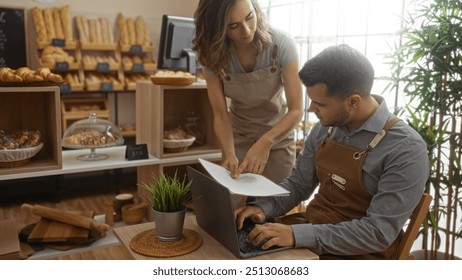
[0,68,23,82]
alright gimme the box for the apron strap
[367,117,400,151]
[270,45,278,73]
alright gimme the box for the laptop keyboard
[237,220,268,253]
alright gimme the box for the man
[235,44,430,259]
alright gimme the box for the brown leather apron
[221,45,296,184]
[278,117,403,259]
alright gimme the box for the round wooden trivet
[129,228,202,257]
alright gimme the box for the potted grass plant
[140,171,192,241]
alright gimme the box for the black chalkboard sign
[0,6,28,68]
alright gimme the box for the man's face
[307,83,350,127]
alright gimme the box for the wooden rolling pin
[21,204,110,233]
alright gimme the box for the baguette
[117,13,129,45]
[135,16,145,45]
[100,18,109,43]
[89,19,99,43]
[52,7,65,39]
[32,7,48,44]
[43,8,56,40]
[61,5,73,42]
[126,17,136,45]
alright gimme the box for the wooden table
[114,215,319,260]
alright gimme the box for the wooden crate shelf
[0,86,62,175]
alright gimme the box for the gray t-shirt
[204,28,298,75]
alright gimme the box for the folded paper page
[198,158,290,197]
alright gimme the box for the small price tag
[125,144,149,160]
[132,63,144,73]
[100,82,113,92]
[51,38,66,47]
[129,44,143,55]
[54,62,69,72]
[97,62,110,73]
[59,84,71,94]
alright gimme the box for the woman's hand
[222,155,239,179]
[238,138,272,175]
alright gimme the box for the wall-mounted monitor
[157,15,199,75]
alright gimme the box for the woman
[193,0,303,186]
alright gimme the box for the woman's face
[226,0,257,46]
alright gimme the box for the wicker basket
[0,142,43,168]
[163,136,195,153]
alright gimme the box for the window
[258,0,415,123]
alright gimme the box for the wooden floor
[0,183,138,260]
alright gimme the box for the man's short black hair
[298,44,375,99]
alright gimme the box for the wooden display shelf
[119,44,155,53]
[123,63,157,72]
[36,40,78,50]
[38,61,80,71]
[80,42,118,51]
[135,81,220,159]
[85,82,124,92]
[83,62,121,71]
[0,86,62,176]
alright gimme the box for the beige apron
[221,45,296,184]
[276,118,403,259]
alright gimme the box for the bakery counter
[0,146,222,181]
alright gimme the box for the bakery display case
[62,113,124,161]
[0,86,62,175]
[60,98,110,133]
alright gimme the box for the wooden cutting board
[27,210,94,243]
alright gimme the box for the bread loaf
[89,19,99,43]
[126,18,136,45]
[43,8,56,40]
[32,7,48,44]
[52,8,65,39]
[100,18,109,43]
[117,13,129,45]
[60,5,73,42]
[135,16,145,45]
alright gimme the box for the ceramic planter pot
[152,208,186,241]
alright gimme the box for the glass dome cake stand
[62,113,124,161]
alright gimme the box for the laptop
[187,166,290,258]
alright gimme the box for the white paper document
[198,158,290,197]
